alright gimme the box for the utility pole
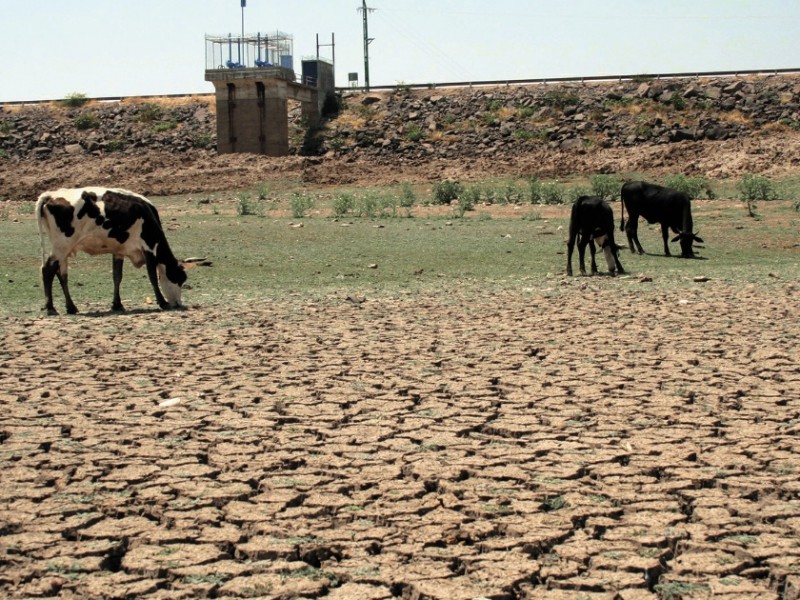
[358,0,375,90]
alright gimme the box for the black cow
[567,195,625,276]
[36,187,189,315]
[620,180,703,258]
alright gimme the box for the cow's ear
[693,234,704,243]
[670,234,681,243]
[180,261,199,271]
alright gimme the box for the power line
[357,1,376,90]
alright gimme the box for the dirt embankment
[2,74,800,200]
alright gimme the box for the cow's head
[157,262,188,308]
[672,232,704,258]
[592,231,623,274]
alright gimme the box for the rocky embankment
[328,76,800,161]
[1,74,800,199]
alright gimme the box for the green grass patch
[2,179,800,316]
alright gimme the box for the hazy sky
[1,1,797,102]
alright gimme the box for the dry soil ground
[2,277,799,599]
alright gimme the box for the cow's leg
[661,223,671,256]
[112,256,125,312]
[626,217,645,254]
[145,253,169,309]
[577,237,588,275]
[588,239,598,274]
[42,256,60,315]
[54,261,78,315]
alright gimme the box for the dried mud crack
[1,281,799,599]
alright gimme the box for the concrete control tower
[205,32,334,155]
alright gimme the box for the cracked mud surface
[1,281,799,599]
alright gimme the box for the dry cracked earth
[1,280,800,599]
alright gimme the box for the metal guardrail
[2,67,799,106]
[343,67,800,93]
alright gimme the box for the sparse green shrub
[528,177,543,204]
[379,195,399,217]
[567,186,593,204]
[486,99,503,111]
[400,183,416,211]
[462,185,483,207]
[500,182,524,205]
[0,121,12,134]
[0,149,8,160]
[106,139,126,152]
[663,174,714,200]
[331,193,355,217]
[61,92,88,108]
[669,91,686,111]
[454,194,474,218]
[542,89,580,109]
[405,123,425,142]
[290,192,314,218]
[540,181,567,205]
[356,192,378,218]
[432,180,463,205]
[74,112,100,130]
[0,200,9,220]
[737,174,777,218]
[137,103,163,123]
[192,133,215,149]
[589,174,622,202]
[153,120,177,133]
[236,193,262,216]
[517,106,535,119]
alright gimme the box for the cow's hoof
[45,306,58,316]
[66,306,79,315]
[112,304,126,313]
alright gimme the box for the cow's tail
[619,197,626,232]
[35,194,50,266]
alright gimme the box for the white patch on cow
[593,233,608,247]
[157,263,183,307]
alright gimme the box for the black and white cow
[36,187,188,315]
[620,180,704,258]
[567,195,625,276]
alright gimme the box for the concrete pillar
[206,67,321,156]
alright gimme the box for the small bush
[540,181,566,205]
[400,183,416,210]
[74,112,100,130]
[138,103,163,123]
[236,193,262,216]
[567,186,593,204]
[542,89,580,109]
[432,180,463,205]
[737,174,777,218]
[405,123,425,142]
[663,174,714,200]
[528,177,543,204]
[290,192,314,218]
[454,196,474,218]
[0,149,8,160]
[153,120,177,133]
[356,192,378,218]
[669,92,686,111]
[589,174,622,202]
[61,92,88,108]
[106,139,126,152]
[332,193,355,217]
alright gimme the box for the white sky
[0,1,797,102]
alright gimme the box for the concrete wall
[206,68,318,156]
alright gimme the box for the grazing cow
[567,195,625,276]
[620,180,704,258]
[36,187,187,315]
